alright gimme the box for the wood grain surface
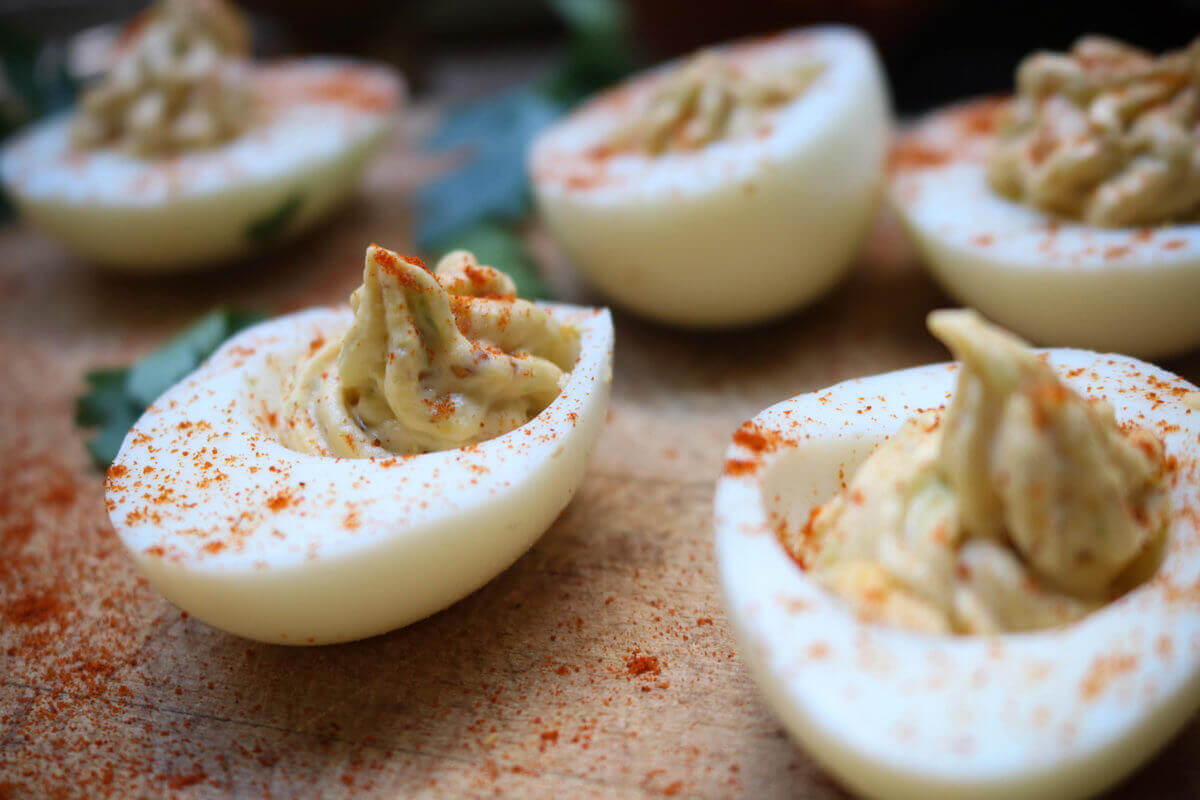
[3,113,1200,799]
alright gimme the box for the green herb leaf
[75,368,133,427]
[127,309,266,407]
[77,308,266,468]
[245,193,304,243]
[541,0,639,106]
[0,29,77,220]
[85,407,142,471]
[417,87,562,249]
[432,221,550,300]
[414,0,637,291]
[0,28,75,135]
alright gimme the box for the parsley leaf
[245,193,304,243]
[77,308,266,468]
[416,87,561,249]
[414,0,638,253]
[540,0,639,106]
[0,28,76,219]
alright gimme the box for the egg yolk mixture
[607,49,823,155]
[277,245,579,458]
[988,35,1200,228]
[71,0,254,156]
[785,310,1171,635]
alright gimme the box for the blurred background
[1,0,1199,140]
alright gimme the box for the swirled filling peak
[784,310,1170,635]
[608,48,823,155]
[72,0,254,156]
[988,35,1200,227]
[277,245,578,458]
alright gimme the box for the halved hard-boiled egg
[1,0,402,272]
[104,245,613,644]
[530,26,889,327]
[891,36,1200,358]
[714,311,1200,799]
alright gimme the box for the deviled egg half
[530,26,889,327]
[1,0,402,272]
[104,244,613,644]
[715,310,1200,800]
[891,36,1200,358]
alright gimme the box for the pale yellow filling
[277,246,578,459]
[988,36,1200,227]
[72,0,254,156]
[608,49,822,154]
[786,310,1170,634]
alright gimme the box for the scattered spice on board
[625,652,663,677]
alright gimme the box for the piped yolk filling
[988,35,1200,228]
[607,48,823,155]
[277,245,578,459]
[785,310,1170,635]
[72,0,255,156]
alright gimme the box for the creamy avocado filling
[608,49,822,154]
[988,36,1200,228]
[277,245,578,458]
[784,310,1170,635]
[71,0,254,156]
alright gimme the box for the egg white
[1,59,401,272]
[104,303,613,645]
[714,352,1200,800]
[530,26,890,327]
[890,99,1200,359]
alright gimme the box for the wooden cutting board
[3,114,1200,799]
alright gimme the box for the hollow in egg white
[2,59,401,272]
[890,98,1200,359]
[530,26,890,327]
[714,349,1200,800]
[104,274,613,645]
